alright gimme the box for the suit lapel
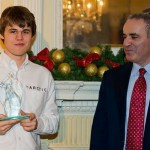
[143,97,150,148]
[116,63,133,141]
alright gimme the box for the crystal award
[0,73,22,117]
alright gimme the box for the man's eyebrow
[122,33,139,38]
[23,28,31,31]
[8,28,31,31]
[9,28,16,31]
[129,33,138,36]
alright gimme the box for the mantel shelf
[55,81,101,100]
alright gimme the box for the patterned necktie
[126,68,146,150]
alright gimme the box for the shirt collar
[131,63,150,77]
[0,51,29,71]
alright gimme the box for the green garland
[28,44,125,81]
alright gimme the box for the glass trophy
[0,73,29,120]
[4,82,22,117]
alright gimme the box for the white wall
[42,0,63,51]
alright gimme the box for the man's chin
[125,54,136,62]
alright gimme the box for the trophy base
[0,115,29,121]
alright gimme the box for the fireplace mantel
[55,81,101,100]
[41,81,101,150]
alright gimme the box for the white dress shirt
[0,52,59,150]
[123,63,150,149]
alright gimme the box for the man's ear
[0,34,4,40]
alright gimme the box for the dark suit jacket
[90,62,150,150]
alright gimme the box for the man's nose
[123,37,132,47]
[16,32,23,40]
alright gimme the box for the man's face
[0,24,33,58]
[123,18,150,67]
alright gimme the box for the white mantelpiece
[41,81,100,150]
[55,81,101,100]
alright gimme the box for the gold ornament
[85,63,98,76]
[52,50,65,63]
[89,46,102,55]
[98,66,109,78]
[58,63,71,75]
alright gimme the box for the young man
[90,12,150,150]
[0,6,59,150]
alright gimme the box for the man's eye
[131,36,138,39]
[23,30,30,34]
[10,30,16,33]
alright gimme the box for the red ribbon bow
[105,59,120,68]
[29,48,54,70]
[74,53,100,67]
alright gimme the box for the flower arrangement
[28,45,126,81]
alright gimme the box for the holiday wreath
[28,44,126,81]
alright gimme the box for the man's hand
[0,114,20,135]
[20,110,38,132]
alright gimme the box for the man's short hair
[0,6,36,37]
